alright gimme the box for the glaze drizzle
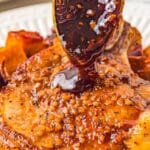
[53,0,123,93]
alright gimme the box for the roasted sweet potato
[6,30,48,57]
[0,30,51,76]
[141,57,150,80]
[129,45,150,81]
[144,46,150,57]
[0,46,27,74]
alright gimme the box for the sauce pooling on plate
[53,0,123,93]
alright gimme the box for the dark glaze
[0,74,7,88]
[53,0,123,93]
[55,0,122,65]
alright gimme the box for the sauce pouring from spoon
[52,0,123,93]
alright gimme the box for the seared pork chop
[0,22,149,150]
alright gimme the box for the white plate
[0,1,150,47]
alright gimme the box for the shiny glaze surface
[55,0,122,65]
[54,0,123,93]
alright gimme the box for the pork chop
[0,22,149,150]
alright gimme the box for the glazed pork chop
[0,22,149,149]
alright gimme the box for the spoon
[52,0,124,93]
